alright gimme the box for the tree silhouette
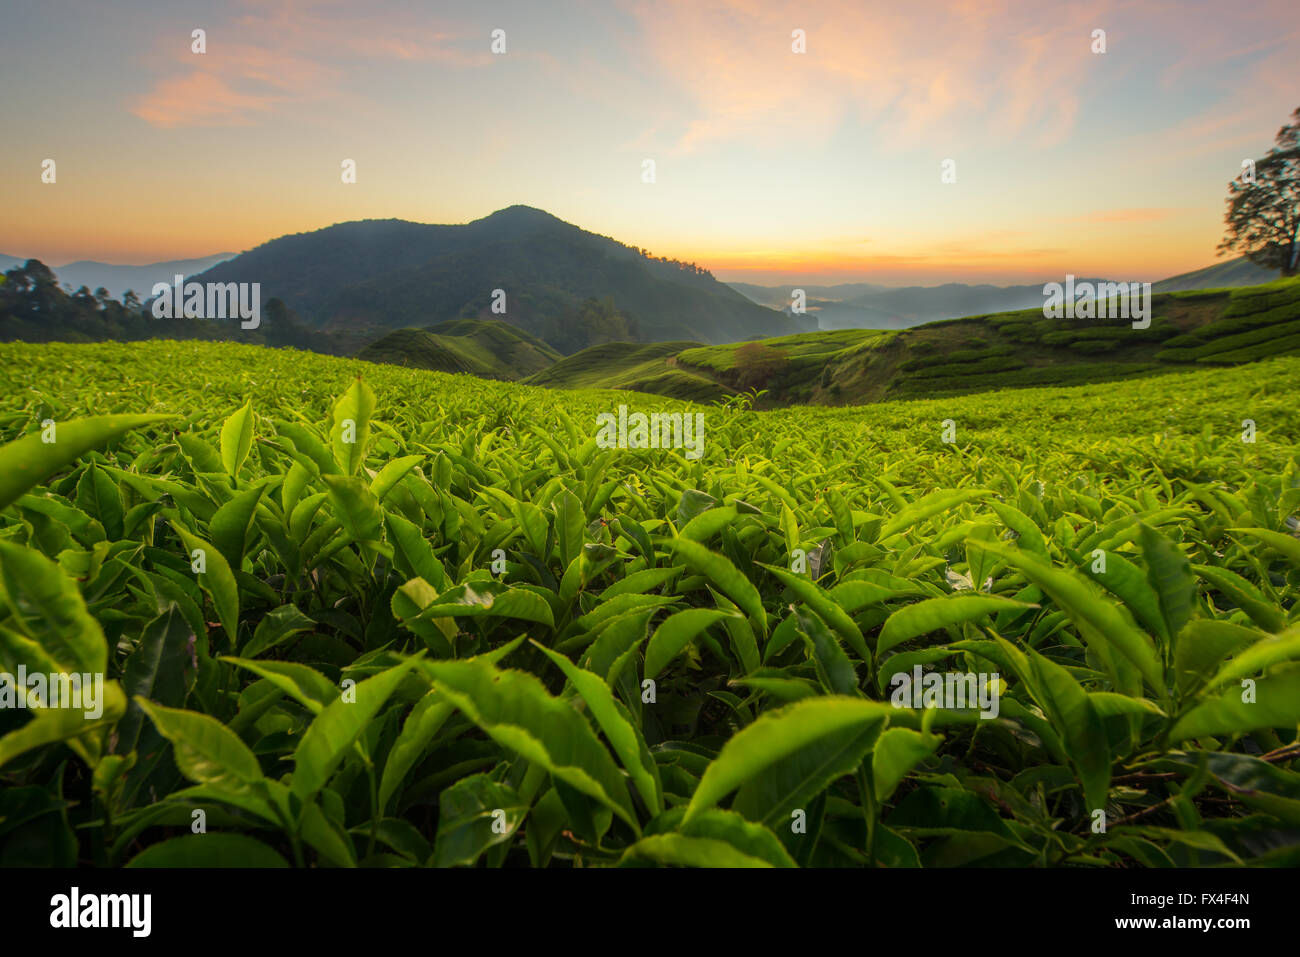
[1220,106,1300,277]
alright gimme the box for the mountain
[1,253,237,297]
[530,277,1300,406]
[188,207,800,353]
[357,319,560,379]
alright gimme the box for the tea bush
[0,340,1298,868]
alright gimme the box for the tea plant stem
[1111,771,1179,785]
[93,792,113,867]
[1261,742,1300,763]
[367,760,380,859]
[855,765,878,866]
[1111,793,1179,828]
[271,800,306,868]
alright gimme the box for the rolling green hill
[529,278,1300,406]
[522,340,730,403]
[356,319,561,379]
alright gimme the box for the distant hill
[728,257,1283,331]
[1,253,236,297]
[529,278,1300,406]
[357,319,560,379]
[839,281,1103,328]
[730,278,1116,330]
[189,207,800,353]
[728,281,888,308]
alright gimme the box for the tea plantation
[1,339,1298,867]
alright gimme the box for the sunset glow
[3,0,1297,284]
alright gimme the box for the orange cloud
[620,0,1118,154]
[132,69,293,128]
[131,0,489,128]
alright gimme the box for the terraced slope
[523,340,730,403]
[357,319,562,379]
[533,279,1300,407]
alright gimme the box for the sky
[1,0,1297,286]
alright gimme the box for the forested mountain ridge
[188,206,801,353]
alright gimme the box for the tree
[1,260,60,317]
[1219,106,1300,276]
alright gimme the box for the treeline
[0,259,357,354]
[630,247,713,278]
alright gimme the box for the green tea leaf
[0,540,107,674]
[684,696,893,824]
[322,474,383,543]
[127,833,288,868]
[970,540,1164,693]
[118,603,196,753]
[136,698,262,790]
[432,773,527,867]
[423,657,638,833]
[219,401,254,478]
[644,608,735,680]
[0,413,170,514]
[619,833,774,868]
[291,661,411,802]
[169,523,240,647]
[241,604,315,659]
[873,727,943,802]
[877,594,1035,656]
[535,641,663,816]
[330,378,376,475]
[1168,666,1300,742]
[761,563,870,660]
[667,538,767,637]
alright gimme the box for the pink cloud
[131,0,489,128]
[619,0,1121,155]
[132,71,281,127]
